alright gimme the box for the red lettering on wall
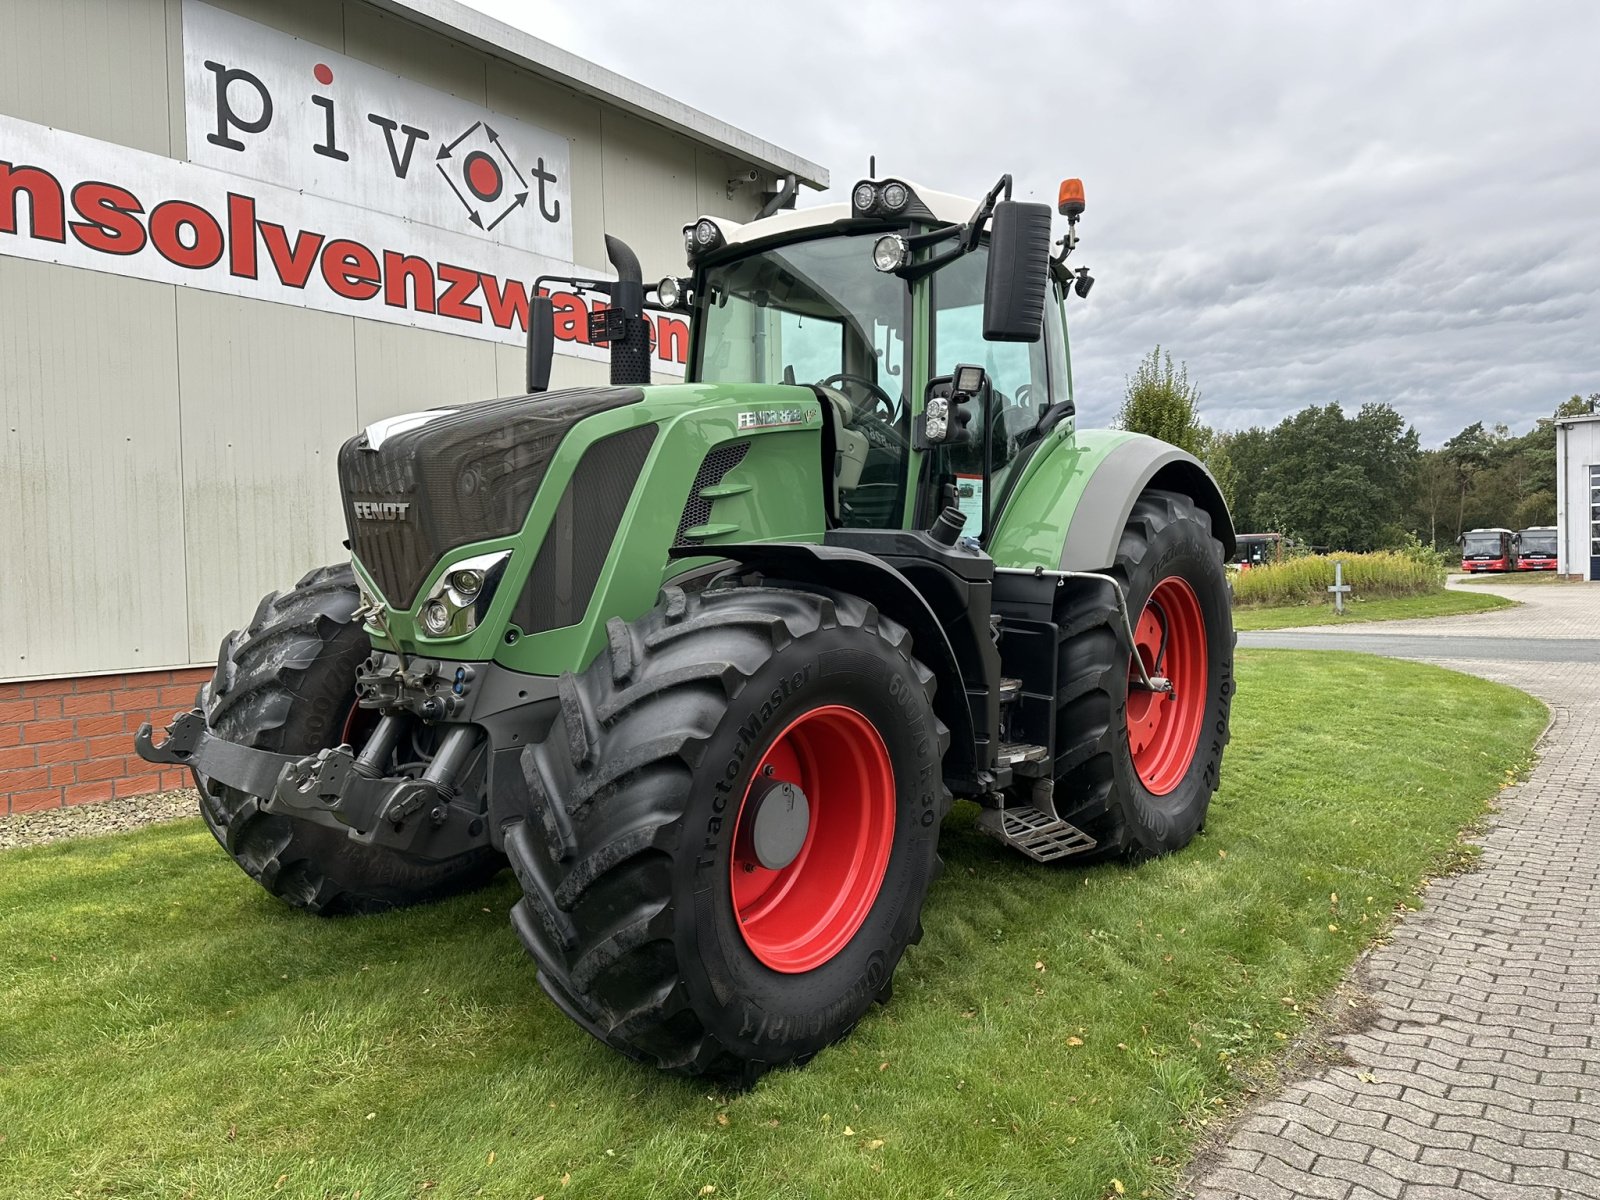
[0,162,66,242]
[549,291,587,343]
[68,182,146,255]
[226,193,257,278]
[321,237,381,300]
[383,251,435,312]
[258,221,326,289]
[480,273,529,331]
[149,199,225,269]
[658,315,690,365]
[436,262,482,322]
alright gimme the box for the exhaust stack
[602,235,651,387]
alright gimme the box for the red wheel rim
[730,705,895,973]
[1126,576,1208,796]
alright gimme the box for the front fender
[669,541,980,788]
[988,430,1236,571]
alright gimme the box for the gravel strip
[0,789,199,850]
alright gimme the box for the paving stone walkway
[1189,582,1600,1199]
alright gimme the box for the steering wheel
[818,372,897,420]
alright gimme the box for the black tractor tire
[1049,489,1235,859]
[195,563,503,915]
[503,582,951,1080]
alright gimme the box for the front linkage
[136,652,497,862]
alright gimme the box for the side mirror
[526,294,554,393]
[982,200,1052,342]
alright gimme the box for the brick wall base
[0,668,212,815]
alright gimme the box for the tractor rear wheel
[195,564,503,914]
[503,582,950,1079]
[1050,489,1235,858]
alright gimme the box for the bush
[1232,550,1446,607]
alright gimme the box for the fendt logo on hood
[353,501,411,521]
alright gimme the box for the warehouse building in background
[1555,413,1600,581]
[0,0,825,812]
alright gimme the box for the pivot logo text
[202,62,560,235]
[181,1,572,257]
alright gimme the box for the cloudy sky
[471,0,1598,445]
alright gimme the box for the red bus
[1514,527,1558,571]
[1458,527,1513,572]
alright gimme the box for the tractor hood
[338,386,644,608]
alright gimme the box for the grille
[338,386,643,607]
[674,441,751,546]
[514,423,658,635]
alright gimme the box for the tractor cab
[660,175,1085,541]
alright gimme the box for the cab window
[932,247,1053,523]
[697,235,911,529]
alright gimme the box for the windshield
[696,234,913,529]
[697,235,909,403]
[1462,534,1505,555]
[1520,534,1556,555]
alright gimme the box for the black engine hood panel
[338,386,644,607]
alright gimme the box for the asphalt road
[1238,576,1596,662]
[1238,631,1599,661]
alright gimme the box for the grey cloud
[481,0,1599,443]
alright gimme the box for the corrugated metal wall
[0,0,774,681]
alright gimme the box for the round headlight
[657,276,682,309]
[881,182,909,211]
[872,234,909,273]
[852,182,878,213]
[694,218,720,246]
[421,599,452,636]
[451,568,484,599]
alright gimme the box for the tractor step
[999,676,1022,703]
[996,741,1048,767]
[976,802,1097,862]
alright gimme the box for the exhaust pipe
[525,235,652,395]
[603,234,651,387]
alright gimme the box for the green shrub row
[1232,550,1446,607]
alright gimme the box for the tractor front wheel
[1051,490,1235,858]
[195,564,504,914]
[503,583,950,1079]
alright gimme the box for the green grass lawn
[1232,588,1514,631]
[0,652,1545,1200]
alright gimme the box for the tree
[1410,450,1458,548]
[1224,426,1271,532]
[1117,346,1206,455]
[1200,429,1239,513]
[1246,403,1421,551]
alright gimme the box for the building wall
[1556,419,1600,580]
[0,0,793,810]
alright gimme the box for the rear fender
[988,430,1236,571]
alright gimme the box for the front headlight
[421,599,453,636]
[415,549,512,639]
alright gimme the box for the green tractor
[137,172,1236,1079]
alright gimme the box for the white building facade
[0,0,824,813]
[1555,414,1600,581]
[0,0,825,685]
